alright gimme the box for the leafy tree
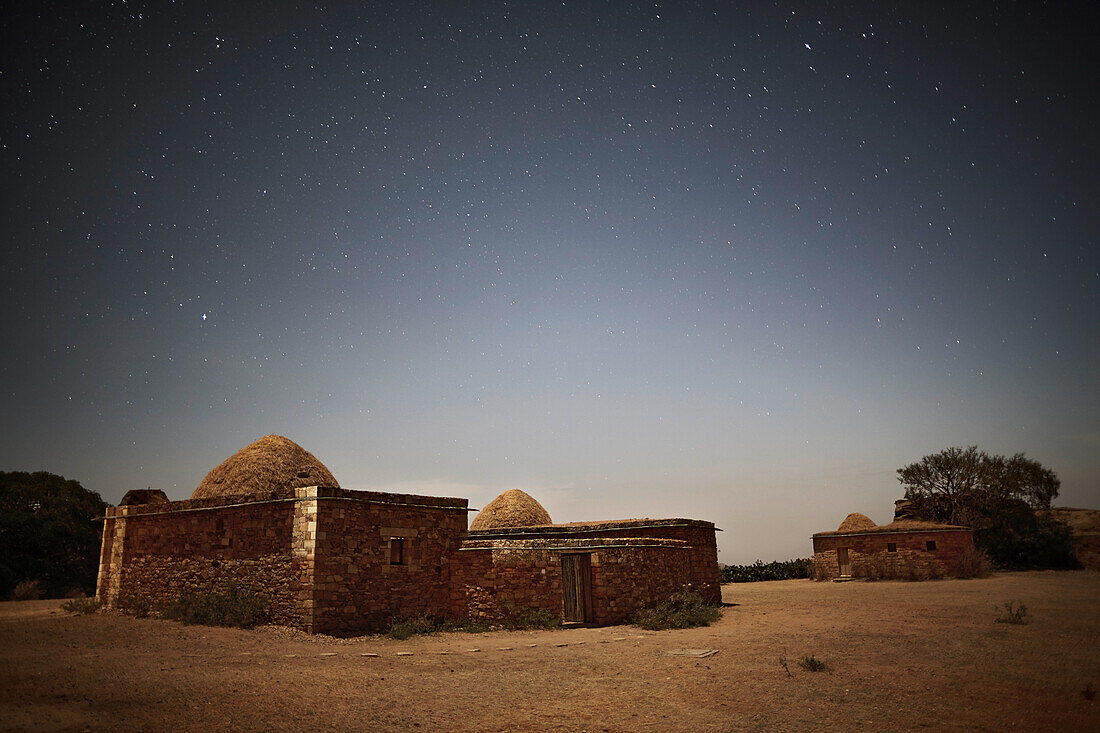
[973,498,1078,570]
[896,447,1076,569]
[0,471,107,599]
[897,446,1059,525]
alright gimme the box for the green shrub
[163,586,268,629]
[954,546,992,579]
[976,502,1079,570]
[118,594,155,618]
[722,558,813,583]
[11,579,43,601]
[798,654,828,672]
[451,618,492,634]
[61,595,100,615]
[386,609,554,640]
[994,601,1028,625]
[387,614,441,640]
[633,590,722,630]
[499,605,561,631]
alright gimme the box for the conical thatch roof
[837,512,877,532]
[119,489,169,506]
[470,489,552,530]
[191,435,339,500]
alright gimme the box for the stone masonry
[97,490,720,634]
[811,527,975,580]
[97,486,469,634]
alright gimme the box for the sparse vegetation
[499,605,561,631]
[798,654,828,672]
[118,594,155,618]
[387,606,559,639]
[387,614,441,640]
[994,601,1029,625]
[3,569,1096,730]
[778,654,792,677]
[454,618,493,634]
[954,546,993,579]
[633,589,722,630]
[60,595,100,614]
[163,586,268,629]
[722,558,813,583]
[10,579,43,601]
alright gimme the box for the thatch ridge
[191,434,340,500]
[837,512,876,532]
[469,489,552,530]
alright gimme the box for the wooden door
[837,548,851,577]
[561,553,593,623]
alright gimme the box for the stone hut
[455,490,721,625]
[811,512,975,580]
[97,436,720,634]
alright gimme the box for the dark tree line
[0,471,107,599]
[897,447,1078,569]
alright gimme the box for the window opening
[389,537,405,565]
[887,542,897,553]
[925,540,937,551]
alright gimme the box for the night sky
[3,2,1096,563]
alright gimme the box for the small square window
[887,542,897,553]
[389,537,405,565]
[926,540,937,551]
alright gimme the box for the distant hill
[1044,508,1100,570]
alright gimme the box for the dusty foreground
[2,572,1098,732]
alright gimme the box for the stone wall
[811,529,975,580]
[310,488,468,635]
[451,541,564,621]
[96,490,716,633]
[95,486,469,634]
[96,488,315,628]
[453,522,721,625]
[466,519,721,605]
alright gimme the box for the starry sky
[2,2,1097,563]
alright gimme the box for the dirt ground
[2,571,1097,732]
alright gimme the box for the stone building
[456,489,720,625]
[811,512,975,580]
[97,435,720,634]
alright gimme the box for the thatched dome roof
[470,489,552,530]
[119,489,169,506]
[837,512,877,532]
[191,435,339,500]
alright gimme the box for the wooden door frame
[561,553,594,623]
[837,547,852,577]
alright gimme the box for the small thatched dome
[119,489,169,506]
[837,512,877,532]
[192,435,339,500]
[470,489,552,530]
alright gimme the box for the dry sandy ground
[2,571,1098,732]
